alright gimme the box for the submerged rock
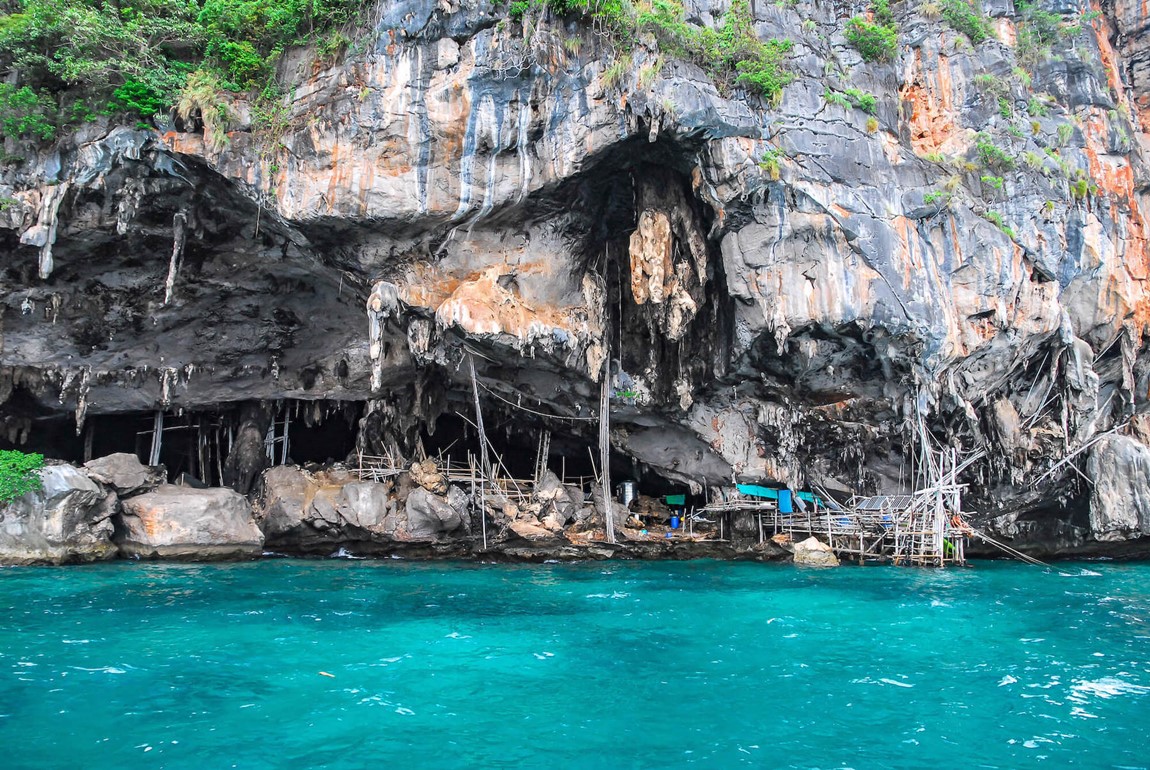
[792,537,839,567]
[116,485,263,559]
[0,464,117,565]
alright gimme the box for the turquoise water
[2,560,1148,769]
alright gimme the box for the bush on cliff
[0,0,365,141]
[845,0,898,62]
[940,0,992,44]
[636,0,794,102]
[509,0,794,103]
[0,450,44,505]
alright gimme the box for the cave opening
[281,401,361,466]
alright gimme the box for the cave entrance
[420,411,545,483]
[279,401,361,466]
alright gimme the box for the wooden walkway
[697,486,968,567]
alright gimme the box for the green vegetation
[980,174,1004,190]
[510,0,631,27]
[1057,122,1075,146]
[974,132,1014,170]
[824,87,876,113]
[1014,1,1088,67]
[1026,96,1049,117]
[940,0,992,44]
[0,0,368,142]
[513,1,794,101]
[760,146,784,180]
[845,0,898,62]
[637,0,794,101]
[923,188,952,207]
[602,55,631,89]
[0,84,57,140]
[0,450,43,505]
[983,210,1015,238]
[1022,150,1048,173]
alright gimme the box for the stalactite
[366,281,401,391]
[20,182,71,280]
[73,367,91,435]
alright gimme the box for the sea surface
[1,559,1148,769]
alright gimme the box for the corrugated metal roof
[857,495,914,511]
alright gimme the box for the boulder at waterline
[116,485,263,559]
[256,465,401,549]
[405,486,469,539]
[1087,436,1150,541]
[0,464,118,565]
[793,537,840,567]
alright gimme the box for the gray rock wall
[3,1,1150,555]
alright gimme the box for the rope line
[477,381,598,422]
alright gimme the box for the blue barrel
[670,515,681,530]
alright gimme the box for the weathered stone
[1086,436,1150,542]
[410,460,447,495]
[116,485,263,559]
[0,464,117,565]
[83,453,165,497]
[256,465,401,548]
[509,518,558,541]
[257,465,315,540]
[405,486,467,539]
[792,537,839,567]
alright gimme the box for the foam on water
[2,560,1149,769]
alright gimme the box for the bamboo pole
[149,411,163,467]
[468,355,489,551]
[599,370,615,544]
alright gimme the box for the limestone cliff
[3,0,1150,556]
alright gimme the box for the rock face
[792,537,840,568]
[257,465,403,549]
[1087,436,1150,541]
[3,1,1150,556]
[83,453,165,497]
[405,486,470,539]
[116,485,263,559]
[0,465,117,564]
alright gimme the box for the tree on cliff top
[0,450,44,505]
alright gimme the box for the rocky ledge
[0,453,793,564]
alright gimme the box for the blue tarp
[778,489,793,514]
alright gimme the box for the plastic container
[670,515,681,530]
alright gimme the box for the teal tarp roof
[736,485,824,507]
[737,484,779,499]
